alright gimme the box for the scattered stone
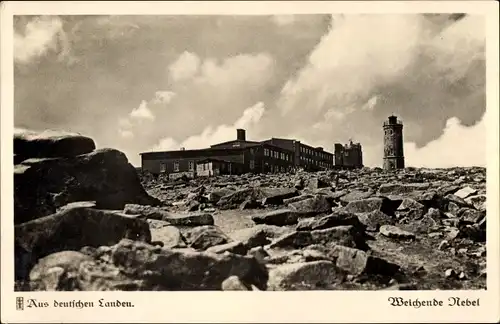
[447,201,460,215]
[230,225,291,244]
[207,189,234,204]
[282,194,314,205]
[167,213,215,226]
[464,194,486,211]
[252,209,300,226]
[454,186,477,199]
[333,245,400,277]
[339,190,373,205]
[345,197,393,215]
[267,261,343,290]
[247,246,268,263]
[29,251,93,290]
[379,225,416,240]
[261,188,299,205]
[296,212,364,232]
[149,221,187,248]
[395,198,425,220]
[306,177,331,190]
[445,194,470,208]
[445,268,458,279]
[206,241,248,255]
[428,232,442,238]
[221,276,250,291]
[357,210,394,231]
[458,208,485,224]
[377,183,430,196]
[184,226,230,250]
[288,195,333,216]
[270,225,368,251]
[438,240,449,250]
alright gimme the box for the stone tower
[383,115,405,170]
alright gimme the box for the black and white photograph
[1,1,499,323]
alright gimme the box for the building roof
[139,146,250,157]
[196,158,242,164]
[209,139,261,148]
[140,136,338,157]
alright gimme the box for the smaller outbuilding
[196,158,244,177]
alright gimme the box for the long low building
[140,129,296,176]
[140,129,361,176]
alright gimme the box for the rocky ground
[14,130,486,291]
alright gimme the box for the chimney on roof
[237,129,246,141]
[180,147,185,151]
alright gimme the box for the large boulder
[15,206,151,280]
[15,148,160,224]
[110,239,269,290]
[14,129,96,162]
[29,239,269,291]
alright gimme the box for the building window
[264,148,269,156]
[160,163,166,173]
[250,160,255,170]
[188,161,194,171]
[173,161,180,172]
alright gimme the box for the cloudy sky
[14,14,486,167]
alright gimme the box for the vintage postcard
[1,1,499,323]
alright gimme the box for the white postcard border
[1,2,499,323]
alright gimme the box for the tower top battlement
[383,116,403,127]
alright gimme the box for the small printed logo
[16,297,24,311]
